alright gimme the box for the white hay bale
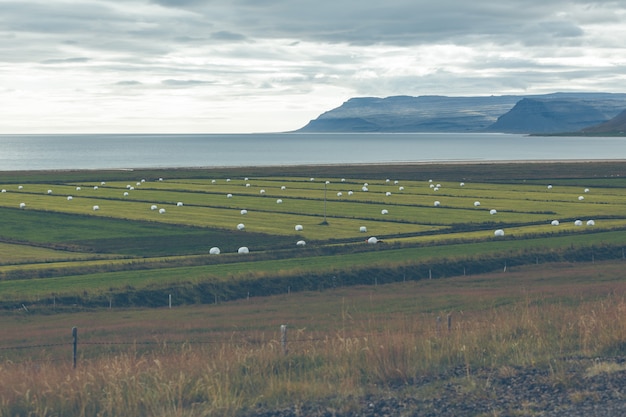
[429,184,435,188]
[394,180,399,185]
[386,179,390,183]
[494,229,505,237]
[129,186,134,191]
[436,184,441,188]
[76,186,81,191]
[1,189,5,193]
[325,181,330,184]
[93,186,98,190]
[260,189,265,195]
[101,181,106,185]
[381,209,389,215]
[341,178,346,182]
[244,177,249,181]
[276,199,283,204]
[433,187,439,191]
[348,191,354,196]
[360,226,367,232]
[150,205,158,210]
[362,186,369,192]
[159,208,166,214]
[237,246,249,254]
[19,202,25,209]
[363,183,369,187]
[434,201,441,207]
[123,192,129,196]
[177,202,183,207]
[245,183,251,187]
[584,188,590,193]
[126,184,132,189]
[399,186,404,191]
[574,220,583,226]
[240,209,248,215]
[136,182,141,186]
[67,196,73,201]
[226,178,231,182]
[474,201,481,207]
[227,193,233,198]
[310,178,315,182]
[367,236,378,244]
[281,186,286,190]
[551,220,560,226]
[237,223,245,230]
[460,182,465,187]
[547,185,553,189]
[586,220,595,226]
[385,191,392,196]
[428,179,433,183]
[578,196,584,201]
[18,185,23,190]
[209,247,221,255]
[337,192,343,197]
[47,189,52,194]
[296,240,306,246]
[295,224,303,231]
[489,209,497,215]
[158,178,162,182]
[93,205,100,211]
[141,179,145,183]
[211,179,216,184]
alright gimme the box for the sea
[0,133,624,171]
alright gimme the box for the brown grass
[1,260,625,416]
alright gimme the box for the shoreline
[1,158,625,175]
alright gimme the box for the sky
[1,0,626,134]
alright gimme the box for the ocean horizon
[1,132,624,171]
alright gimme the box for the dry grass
[1,261,626,416]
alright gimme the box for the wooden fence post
[72,327,78,369]
[280,324,288,355]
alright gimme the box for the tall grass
[2,291,625,416]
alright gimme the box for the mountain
[296,93,626,134]
[579,109,626,135]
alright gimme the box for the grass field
[1,161,626,416]
[0,161,625,309]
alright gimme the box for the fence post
[436,316,441,336]
[72,327,78,369]
[280,324,288,355]
[447,313,452,333]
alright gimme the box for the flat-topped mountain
[296,93,626,134]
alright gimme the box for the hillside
[296,93,626,134]
[580,108,626,134]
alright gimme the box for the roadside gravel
[246,357,626,417]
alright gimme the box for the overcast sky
[1,0,625,133]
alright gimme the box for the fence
[0,315,460,369]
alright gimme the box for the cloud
[1,0,625,133]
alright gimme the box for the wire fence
[0,314,464,368]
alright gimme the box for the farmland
[1,161,626,416]
[0,161,625,309]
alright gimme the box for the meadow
[1,161,626,416]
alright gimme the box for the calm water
[0,133,624,171]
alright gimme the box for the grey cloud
[40,57,90,65]
[115,80,142,86]
[161,79,214,87]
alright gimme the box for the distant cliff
[296,93,626,134]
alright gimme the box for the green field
[2,161,626,417]
[0,161,625,309]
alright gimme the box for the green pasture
[1,163,625,307]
